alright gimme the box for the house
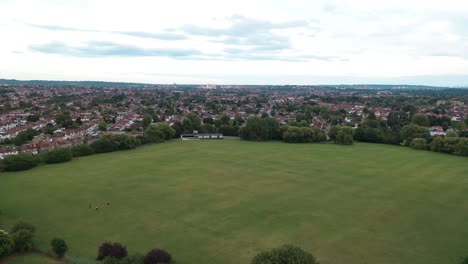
[181,131,223,140]
[430,126,446,136]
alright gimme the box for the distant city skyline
[1,0,468,86]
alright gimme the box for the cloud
[29,41,202,58]
[180,16,318,60]
[116,31,187,40]
[27,23,187,40]
[27,23,100,32]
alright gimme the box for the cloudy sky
[1,0,468,86]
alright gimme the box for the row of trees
[1,124,177,172]
[411,136,468,156]
[0,222,67,260]
[96,241,172,264]
[239,117,354,145]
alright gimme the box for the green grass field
[1,253,62,264]
[1,140,468,264]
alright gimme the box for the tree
[91,134,138,154]
[144,248,172,264]
[220,114,231,125]
[331,126,353,145]
[2,154,40,171]
[430,136,445,152]
[239,117,279,141]
[410,138,428,150]
[72,144,94,157]
[12,229,34,252]
[400,124,430,146]
[11,222,36,234]
[182,118,192,132]
[412,114,430,127]
[121,254,145,264]
[446,130,458,137]
[97,242,128,261]
[50,238,68,258]
[353,125,383,143]
[186,112,202,131]
[251,245,319,264]
[0,231,14,258]
[12,128,39,146]
[55,113,74,128]
[98,121,108,131]
[142,115,152,128]
[144,125,165,143]
[26,114,40,122]
[43,148,73,164]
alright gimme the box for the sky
[1,0,468,86]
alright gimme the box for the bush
[72,144,94,157]
[251,245,319,264]
[332,126,353,145]
[97,242,128,261]
[43,148,73,164]
[0,230,14,258]
[91,134,138,154]
[50,238,68,258]
[144,248,172,264]
[12,229,34,252]
[282,126,326,143]
[239,117,280,141]
[121,254,145,264]
[410,138,428,150]
[400,124,430,146]
[102,257,122,264]
[11,221,36,234]
[2,154,40,171]
[430,136,445,152]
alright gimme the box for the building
[181,131,223,140]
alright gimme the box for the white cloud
[0,0,468,85]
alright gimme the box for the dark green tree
[50,238,68,258]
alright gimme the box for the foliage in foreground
[251,244,319,264]
[0,230,14,258]
[50,237,68,258]
[43,147,73,164]
[2,154,40,171]
[97,242,128,261]
[144,248,173,264]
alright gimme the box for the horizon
[1,77,468,88]
[1,0,468,86]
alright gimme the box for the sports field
[1,140,468,264]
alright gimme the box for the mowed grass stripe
[1,140,468,264]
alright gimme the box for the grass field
[1,253,62,264]
[1,140,468,264]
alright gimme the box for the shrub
[0,230,14,258]
[410,138,428,150]
[400,124,430,146]
[97,242,128,261]
[239,117,280,141]
[72,144,94,157]
[144,248,172,264]
[102,257,121,264]
[430,136,445,152]
[334,126,353,145]
[282,126,326,143]
[12,229,34,252]
[2,154,40,171]
[43,148,73,164]
[121,254,145,264]
[251,244,319,264]
[11,221,36,234]
[50,238,68,258]
[91,134,138,154]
